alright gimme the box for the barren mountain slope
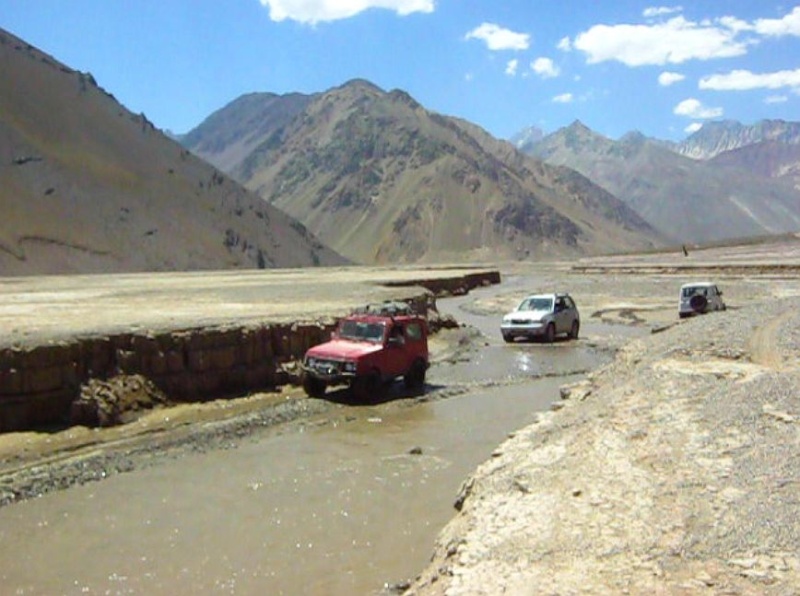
[526,122,800,244]
[181,91,314,173]
[0,29,345,275]
[185,81,661,264]
[709,140,800,190]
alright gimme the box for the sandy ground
[0,265,494,348]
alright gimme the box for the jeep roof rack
[352,300,412,317]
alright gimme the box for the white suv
[501,293,580,343]
[679,282,726,319]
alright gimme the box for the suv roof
[523,292,571,299]
[680,282,715,289]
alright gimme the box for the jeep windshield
[338,320,386,343]
[518,297,553,312]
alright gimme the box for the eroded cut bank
[0,269,500,432]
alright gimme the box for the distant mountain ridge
[0,28,345,275]
[184,81,662,264]
[522,120,800,244]
[677,119,800,160]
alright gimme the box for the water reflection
[0,282,649,595]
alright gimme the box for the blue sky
[3,1,799,141]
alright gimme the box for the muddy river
[0,279,646,595]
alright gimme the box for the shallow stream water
[0,280,646,595]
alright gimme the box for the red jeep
[300,302,429,400]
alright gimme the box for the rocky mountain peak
[678,119,800,160]
[182,80,660,263]
[619,130,646,145]
[509,125,545,151]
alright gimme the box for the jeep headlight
[343,360,357,373]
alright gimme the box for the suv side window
[564,296,575,310]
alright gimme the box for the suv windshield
[338,320,385,342]
[519,297,553,312]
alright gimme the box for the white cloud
[754,6,800,37]
[674,98,723,118]
[643,6,683,19]
[258,0,434,24]
[465,23,530,51]
[717,16,752,34]
[557,36,572,51]
[553,93,573,103]
[699,68,800,91]
[464,72,474,82]
[658,71,685,86]
[684,122,703,134]
[574,15,750,66]
[505,59,519,76]
[531,57,560,78]
[765,95,788,104]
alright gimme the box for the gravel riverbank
[407,297,800,594]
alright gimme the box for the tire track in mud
[749,311,794,370]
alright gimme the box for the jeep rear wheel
[404,360,426,392]
[302,375,326,398]
[569,320,580,340]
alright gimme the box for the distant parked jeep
[300,302,429,400]
[679,282,726,319]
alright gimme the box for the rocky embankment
[0,269,499,432]
[408,298,800,594]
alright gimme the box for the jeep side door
[384,322,410,378]
[404,321,427,365]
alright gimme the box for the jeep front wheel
[352,372,380,401]
[302,375,326,398]
[404,360,427,391]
